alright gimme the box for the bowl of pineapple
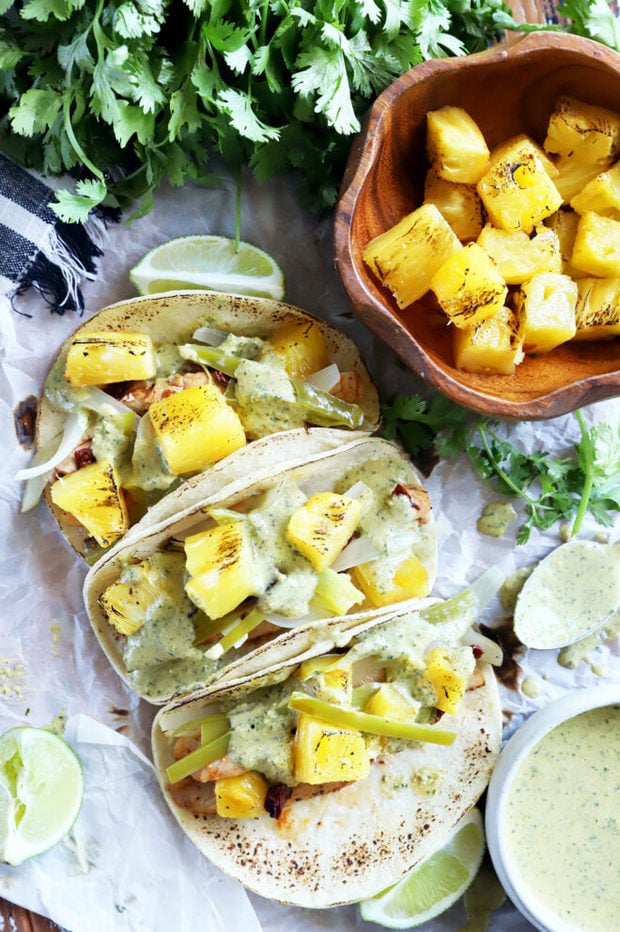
[334,31,620,419]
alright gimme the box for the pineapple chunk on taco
[83,435,437,704]
[152,588,502,908]
[18,292,379,561]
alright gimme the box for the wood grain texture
[0,899,60,931]
[334,30,620,419]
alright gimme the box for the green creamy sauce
[504,705,620,931]
[235,357,307,437]
[477,501,517,538]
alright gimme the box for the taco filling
[25,316,374,559]
[160,593,500,823]
[97,448,435,700]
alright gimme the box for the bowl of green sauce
[486,685,620,932]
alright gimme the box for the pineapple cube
[544,208,585,279]
[423,168,484,241]
[352,553,430,607]
[423,647,467,714]
[64,330,157,386]
[50,457,128,548]
[544,95,620,164]
[571,211,620,277]
[286,492,363,571]
[477,135,562,233]
[298,655,352,702]
[430,242,508,329]
[267,318,329,379]
[294,713,370,785]
[570,161,620,219]
[574,278,620,340]
[553,155,611,203]
[453,306,524,375]
[99,554,185,635]
[215,771,269,819]
[426,106,490,184]
[364,683,419,720]
[476,224,561,285]
[362,203,462,308]
[149,383,246,476]
[184,522,256,619]
[514,272,578,354]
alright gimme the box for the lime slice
[0,726,84,866]
[359,807,485,928]
[129,234,285,300]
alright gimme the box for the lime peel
[129,234,285,301]
[0,726,84,867]
[359,807,485,928]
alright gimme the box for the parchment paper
[1,167,618,932]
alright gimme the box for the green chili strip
[166,730,231,785]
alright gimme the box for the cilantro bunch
[381,394,620,544]
[0,0,515,220]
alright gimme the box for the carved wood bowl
[334,31,620,419]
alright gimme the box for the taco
[19,291,379,562]
[83,435,437,704]
[151,590,502,908]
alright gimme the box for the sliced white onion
[304,363,340,392]
[192,326,228,346]
[468,565,504,612]
[78,386,136,416]
[15,410,89,481]
[20,472,49,513]
[331,535,381,572]
[344,480,371,500]
[384,529,419,557]
[462,627,504,666]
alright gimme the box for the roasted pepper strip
[167,730,231,785]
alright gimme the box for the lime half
[129,234,285,300]
[0,726,84,866]
[359,807,485,928]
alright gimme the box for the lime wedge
[359,807,485,928]
[0,726,84,866]
[129,234,285,300]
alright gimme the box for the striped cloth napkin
[0,152,110,314]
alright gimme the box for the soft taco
[18,291,379,562]
[151,589,502,908]
[83,435,437,704]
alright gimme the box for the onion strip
[15,410,89,482]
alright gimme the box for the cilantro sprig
[0,0,521,221]
[380,394,620,544]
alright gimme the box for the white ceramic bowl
[485,685,620,932]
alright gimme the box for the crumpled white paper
[1,168,618,932]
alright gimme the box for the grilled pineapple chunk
[514,272,578,354]
[286,492,363,571]
[570,161,620,219]
[298,655,352,703]
[544,208,585,279]
[544,95,620,164]
[453,306,524,375]
[352,553,430,607]
[50,458,128,548]
[423,168,484,241]
[477,135,562,233]
[364,683,419,720]
[571,211,620,278]
[574,277,620,340]
[552,155,606,203]
[184,522,257,619]
[149,383,246,476]
[64,330,157,386]
[99,553,185,635]
[476,224,561,285]
[430,242,508,328]
[423,647,469,714]
[267,318,329,379]
[294,713,370,784]
[362,203,461,308]
[215,771,269,819]
[426,106,490,184]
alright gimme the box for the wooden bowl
[334,32,620,419]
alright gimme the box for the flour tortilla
[36,290,380,557]
[151,624,501,908]
[83,434,437,704]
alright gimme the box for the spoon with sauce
[513,539,620,649]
